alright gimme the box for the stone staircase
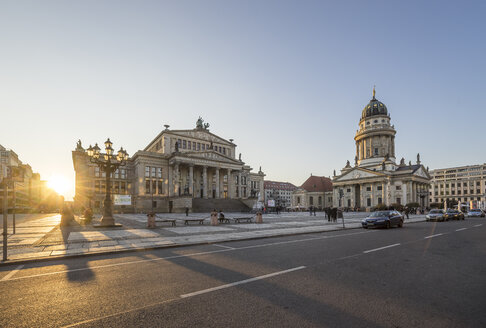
[192,198,251,213]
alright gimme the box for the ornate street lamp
[86,139,129,226]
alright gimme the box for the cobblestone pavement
[0,212,426,263]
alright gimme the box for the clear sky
[1,0,485,200]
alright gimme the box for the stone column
[168,165,173,197]
[238,172,242,198]
[412,182,417,203]
[215,168,220,198]
[382,182,385,204]
[227,169,233,198]
[402,181,407,205]
[174,163,180,196]
[203,166,208,199]
[189,164,194,197]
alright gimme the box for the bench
[154,219,177,227]
[183,218,206,225]
[218,217,230,223]
[232,217,253,223]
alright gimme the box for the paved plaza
[0,211,426,263]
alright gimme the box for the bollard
[256,211,263,224]
[147,213,156,228]
[210,210,218,226]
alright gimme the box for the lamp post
[87,139,129,227]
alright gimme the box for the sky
[1,0,485,200]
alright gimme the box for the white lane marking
[180,266,306,298]
[363,243,400,254]
[455,228,467,232]
[425,233,443,239]
[1,230,372,283]
[212,244,235,250]
[1,265,24,281]
[473,224,482,227]
[61,298,178,328]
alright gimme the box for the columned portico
[227,169,233,198]
[189,165,194,196]
[202,166,208,199]
[215,168,220,198]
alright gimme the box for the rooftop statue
[196,116,210,130]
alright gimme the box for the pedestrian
[405,206,409,219]
[309,206,313,216]
[313,207,316,216]
[185,207,189,217]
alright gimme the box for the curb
[0,219,426,267]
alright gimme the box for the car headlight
[426,215,430,219]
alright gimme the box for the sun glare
[47,175,69,195]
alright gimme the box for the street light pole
[87,139,129,227]
[2,180,8,261]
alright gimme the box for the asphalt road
[1,219,485,328]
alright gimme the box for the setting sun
[47,175,69,195]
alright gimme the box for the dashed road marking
[180,266,306,298]
[455,228,467,232]
[473,224,483,227]
[363,243,401,254]
[1,265,24,281]
[213,244,235,250]
[425,233,443,239]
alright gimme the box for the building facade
[429,164,486,210]
[73,118,265,213]
[0,144,55,212]
[291,175,333,210]
[332,88,431,210]
[264,181,297,208]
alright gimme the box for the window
[157,167,162,178]
[367,198,371,206]
[95,167,100,177]
[377,186,382,191]
[366,186,371,191]
[197,143,201,150]
[378,197,382,204]
[193,142,196,150]
[188,141,191,149]
[346,188,351,192]
[145,166,150,177]
[223,147,226,155]
[297,197,301,204]
[121,169,126,179]
[374,148,379,155]
[151,167,156,178]
[396,197,401,204]
[309,196,314,205]
[396,185,401,190]
[202,144,205,150]
[145,180,151,193]
[121,182,126,194]
[152,180,156,193]
[182,140,186,149]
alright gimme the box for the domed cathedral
[332,87,431,210]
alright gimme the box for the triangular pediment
[334,168,386,182]
[413,166,431,179]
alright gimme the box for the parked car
[444,209,465,220]
[467,209,485,218]
[362,210,404,229]
[426,209,445,222]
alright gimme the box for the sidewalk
[0,212,426,265]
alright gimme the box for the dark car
[444,209,465,220]
[425,209,445,222]
[362,210,404,229]
[467,209,485,218]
